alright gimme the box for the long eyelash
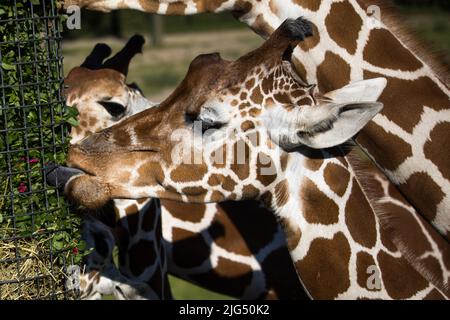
[185,112,223,133]
[98,101,126,118]
[201,120,223,132]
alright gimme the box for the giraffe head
[65,34,153,144]
[63,17,387,209]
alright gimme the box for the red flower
[18,182,27,193]
[72,247,79,255]
[20,157,39,164]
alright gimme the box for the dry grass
[0,224,76,300]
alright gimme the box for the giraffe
[60,36,305,299]
[62,0,450,242]
[58,18,450,299]
[59,35,171,300]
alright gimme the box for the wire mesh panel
[0,0,80,299]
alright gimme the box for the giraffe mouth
[44,163,86,189]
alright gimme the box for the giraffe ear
[292,78,386,149]
[293,101,383,149]
[322,78,387,103]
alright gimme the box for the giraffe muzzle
[44,162,85,189]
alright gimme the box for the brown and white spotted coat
[65,38,305,299]
[64,37,171,300]
[64,0,450,249]
[64,19,450,299]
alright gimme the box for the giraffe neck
[236,0,450,242]
[114,198,172,299]
[271,146,448,299]
[65,0,238,14]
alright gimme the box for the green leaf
[66,117,80,127]
[1,62,16,71]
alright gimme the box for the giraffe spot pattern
[261,246,306,299]
[141,200,158,232]
[230,140,251,180]
[301,177,340,225]
[401,172,444,223]
[377,251,428,299]
[323,163,350,197]
[136,162,164,187]
[317,51,351,93]
[210,190,226,202]
[230,0,253,19]
[293,0,321,11]
[161,201,206,223]
[211,146,227,168]
[304,157,323,172]
[181,186,207,200]
[241,120,255,132]
[220,201,281,254]
[172,228,211,269]
[299,22,320,51]
[125,204,140,236]
[209,207,252,256]
[128,240,157,277]
[278,217,301,251]
[364,71,448,133]
[274,179,290,207]
[326,2,362,54]
[424,289,446,300]
[296,232,351,299]
[256,152,277,186]
[166,2,187,14]
[363,29,423,71]
[242,184,259,198]
[356,251,379,292]
[356,121,413,171]
[345,179,377,248]
[424,122,450,182]
[170,163,208,182]
[138,0,159,12]
[191,257,253,298]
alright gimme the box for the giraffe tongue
[44,162,85,189]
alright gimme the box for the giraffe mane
[357,0,449,85]
[346,149,450,296]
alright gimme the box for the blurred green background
[61,1,449,300]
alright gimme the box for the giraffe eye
[200,119,223,133]
[185,112,223,133]
[98,100,126,118]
